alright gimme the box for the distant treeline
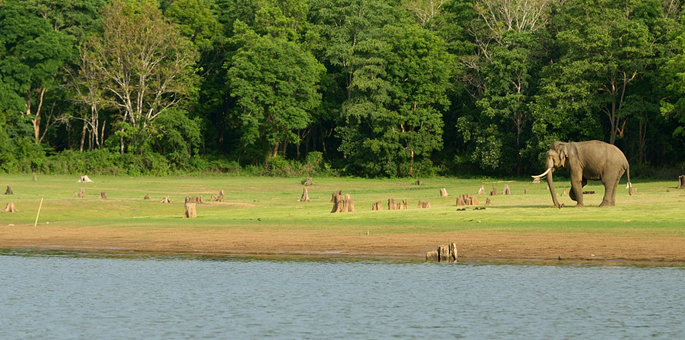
[1,0,684,177]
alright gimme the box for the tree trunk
[80,120,87,152]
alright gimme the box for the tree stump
[678,175,685,189]
[184,202,197,218]
[449,243,458,262]
[485,198,492,206]
[415,180,423,186]
[456,196,466,206]
[630,188,638,195]
[490,186,498,196]
[440,188,448,197]
[532,177,541,184]
[418,201,430,209]
[185,196,197,204]
[298,187,311,202]
[77,175,94,183]
[196,196,204,203]
[161,196,171,203]
[427,243,457,262]
[372,201,383,210]
[477,185,485,195]
[2,202,17,213]
[100,192,107,199]
[144,194,150,200]
[438,245,450,261]
[503,184,511,195]
[303,177,314,186]
[212,190,225,202]
[331,191,354,213]
[524,189,529,194]
[402,199,408,209]
[561,189,567,196]
[5,186,13,195]
[33,175,38,181]
[78,188,86,199]
[388,198,400,210]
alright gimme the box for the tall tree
[0,1,73,144]
[338,24,453,176]
[226,21,325,160]
[453,0,551,172]
[81,0,199,153]
[535,0,660,147]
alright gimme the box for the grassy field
[1,174,684,261]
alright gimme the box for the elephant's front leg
[570,176,585,207]
[568,178,587,202]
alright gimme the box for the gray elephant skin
[532,140,632,207]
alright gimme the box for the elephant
[532,140,632,207]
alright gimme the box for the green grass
[1,174,684,236]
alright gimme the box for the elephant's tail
[626,164,633,196]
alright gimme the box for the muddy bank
[2,224,683,263]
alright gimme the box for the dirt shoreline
[2,224,684,264]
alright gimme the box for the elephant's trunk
[545,168,562,208]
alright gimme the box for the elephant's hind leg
[599,173,622,207]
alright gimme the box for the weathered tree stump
[415,180,423,186]
[4,186,13,195]
[100,192,107,199]
[678,175,685,189]
[438,245,450,261]
[524,189,529,194]
[388,198,402,210]
[196,196,204,203]
[160,196,171,203]
[456,194,479,206]
[427,243,457,262]
[630,188,638,195]
[78,188,85,199]
[477,185,485,195]
[490,186,498,196]
[303,177,314,186]
[2,202,17,213]
[417,201,430,209]
[212,190,225,202]
[185,196,197,204]
[372,201,383,210]
[184,202,197,218]
[503,184,511,195]
[449,243,458,262]
[532,177,541,184]
[77,175,94,183]
[440,188,449,197]
[144,194,150,200]
[402,199,408,209]
[298,187,311,202]
[331,191,354,213]
[485,198,492,206]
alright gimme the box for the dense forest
[1,0,685,177]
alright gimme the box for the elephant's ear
[556,144,567,164]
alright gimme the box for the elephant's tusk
[532,167,552,178]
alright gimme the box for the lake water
[1,250,684,339]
